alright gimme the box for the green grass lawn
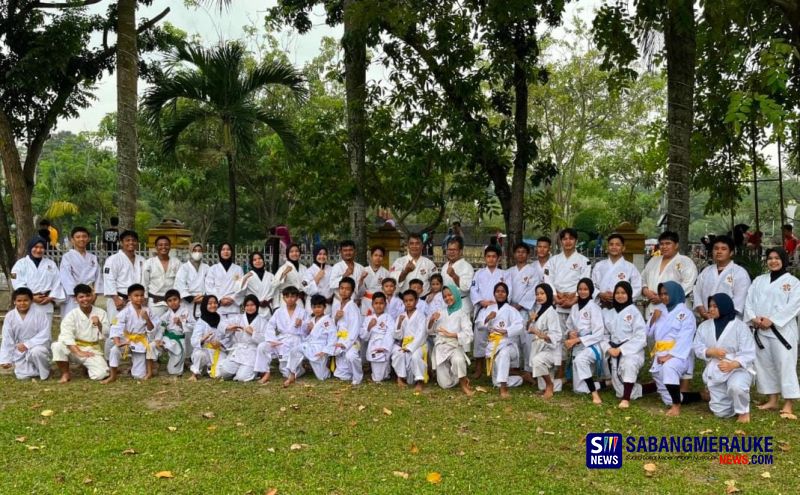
[0,368,797,495]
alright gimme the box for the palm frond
[255,108,301,154]
[44,201,79,219]
[245,61,309,103]
[160,105,217,156]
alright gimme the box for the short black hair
[712,235,735,251]
[447,236,464,250]
[165,289,181,300]
[782,224,793,232]
[70,226,90,238]
[513,242,530,253]
[127,283,145,296]
[484,245,501,256]
[339,276,355,290]
[658,231,679,243]
[12,287,33,300]
[372,292,387,303]
[282,286,300,296]
[536,236,551,245]
[559,228,578,240]
[110,217,119,226]
[340,240,356,249]
[408,232,423,242]
[155,235,171,245]
[430,273,443,284]
[73,284,93,296]
[401,289,419,301]
[120,230,139,242]
[607,233,625,244]
[382,277,397,286]
[370,245,385,255]
[38,219,51,227]
[409,278,424,287]
[310,294,327,307]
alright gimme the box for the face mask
[190,252,202,261]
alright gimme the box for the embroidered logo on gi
[544,269,549,275]
[379,322,386,329]
[420,269,427,275]
[471,280,476,286]
[582,311,589,319]
[617,272,625,280]
[726,275,734,285]
[586,433,622,469]
[677,312,686,321]
[571,263,579,270]
[323,321,330,328]
[624,314,633,322]
[782,283,792,293]
[498,321,506,328]
[676,263,683,270]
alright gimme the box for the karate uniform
[252,310,282,376]
[568,300,608,393]
[257,305,307,378]
[693,319,756,417]
[108,304,158,379]
[743,273,800,400]
[0,308,52,380]
[11,256,65,315]
[481,303,523,388]
[331,299,363,384]
[641,254,698,317]
[238,271,276,316]
[470,267,508,358]
[189,318,227,378]
[358,265,390,315]
[302,264,332,313]
[693,263,751,316]
[59,249,102,314]
[329,260,365,301]
[508,263,540,371]
[543,251,592,319]
[648,303,696,405]
[529,306,564,385]
[389,254,437,294]
[286,315,337,380]
[391,309,428,384]
[270,261,307,308]
[386,296,405,320]
[154,306,194,375]
[440,258,475,315]
[52,306,110,380]
[143,256,181,318]
[603,305,647,400]
[361,312,397,382]
[591,257,642,315]
[205,262,244,316]
[102,251,146,324]
[174,260,208,358]
[217,313,262,382]
[431,309,473,389]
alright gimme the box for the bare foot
[618,400,630,409]
[499,385,510,399]
[472,371,483,380]
[736,413,750,423]
[58,373,71,384]
[188,374,198,382]
[259,373,270,384]
[591,392,602,405]
[757,402,779,410]
[414,382,423,393]
[282,374,295,388]
[542,386,554,400]
[142,373,152,381]
[100,375,117,384]
[520,371,535,385]
[396,377,407,389]
[460,378,474,397]
[699,388,710,401]
[665,405,681,417]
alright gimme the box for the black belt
[116,293,129,299]
[751,325,793,350]
[33,291,51,296]
[150,294,166,303]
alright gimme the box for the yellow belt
[401,335,414,349]
[123,332,154,360]
[204,342,222,377]
[75,339,101,349]
[651,340,675,357]
[330,330,351,373]
[400,336,428,383]
[486,332,504,375]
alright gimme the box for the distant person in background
[38,219,57,249]
[731,223,749,255]
[103,217,120,252]
[747,230,763,257]
[782,224,797,261]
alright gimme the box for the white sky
[60,0,601,134]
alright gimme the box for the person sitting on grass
[188,295,227,381]
[0,288,52,381]
[52,284,110,383]
[103,284,158,383]
[603,281,647,409]
[362,292,397,383]
[430,284,474,396]
[565,278,607,404]
[283,294,337,387]
[331,277,364,386]
[528,284,563,400]
[392,289,428,393]
[218,295,262,382]
[154,289,194,376]
[483,282,527,399]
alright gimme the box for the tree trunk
[116,0,138,231]
[226,151,238,244]
[0,109,35,259]
[343,0,369,264]
[508,56,531,265]
[664,0,695,252]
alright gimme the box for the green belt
[163,330,185,361]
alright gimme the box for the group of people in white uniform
[1,226,798,423]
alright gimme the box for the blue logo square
[586,433,623,469]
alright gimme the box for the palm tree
[143,42,307,243]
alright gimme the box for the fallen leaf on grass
[15,436,27,443]
[475,386,488,393]
[698,429,713,435]
[426,472,442,484]
[542,431,555,436]
[724,479,740,494]
[167,426,177,432]
[382,407,392,416]
[290,443,303,451]
[207,425,218,432]
[358,405,366,412]
[83,478,93,485]
[393,471,409,479]
[290,404,300,411]
[410,444,419,454]
[734,430,747,436]
[778,441,790,452]
[643,463,657,477]
[455,450,465,456]
[121,449,137,455]
[235,422,244,427]
[27,445,42,451]
[201,411,215,419]
[279,407,287,412]
[760,471,771,479]
[40,410,54,417]
[154,471,175,479]
[267,448,275,453]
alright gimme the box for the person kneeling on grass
[1,288,52,380]
[392,289,428,392]
[483,282,526,399]
[331,277,364,386]
[565,278,608,404]
[254,286,306,384]
[284,294,337,387]
[430,284,474,396]
[218,295,262,382]
[603,281,647,409]
[153,289,194,376]
[189,295,227,381]
[103,284,159,383]
[52,284,110,382]
[528,284,563,400]
[694,293,756,423]
[362,292,396,383]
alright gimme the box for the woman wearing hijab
[647,281,697,416]
[528,283,564,399]
[431,284,474,395]
[217,295,264,382]
[10,236,65,316]
[694,293,756,423]
[603,281,647,409]
[301,245,332,313]
[205,243,243,317]
[189,295,227,380]
[271,243,307,309]
[481,282,524,398]
[744,248,800,418]
[238,252,275,317]
[566,278,607,403]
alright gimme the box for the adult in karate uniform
[11,237,65,317]
[470,245,507,379]
[174,242,209,314]
[329,240,365,303]
[431,285,474,395]
[565,278,607,401]
[694,293,756,423]
[389,233,437,294]
[0,288,52,380]
[641,231,698,318]
[205,243,244,317]
[440,236,475,316]
[591,234,642,318]
[270,243,307,308]
[102,230,145,334]
[59,227,102,315]
[358,246,390,316]
[744,248,800,417]
[544,228,592,326]
[238,252,276,317]
[302,246,332,313]
[694,235,750,319]
[143,236,181,318]
[507,242,539,372]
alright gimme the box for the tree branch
[32,0,102,8]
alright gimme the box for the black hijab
[577,277,594,309]
[494,282,509,310]
[27,236,47,268]
[612,280,634,313]
[218,243,234,271]
[244,294,260,324]
[533,283,554,322]
[249,252,266,280]
[200,295,220,328]
[709,293,736,340]
[313,245,327,269]
[766,247,789,282]
[287,243,301,270]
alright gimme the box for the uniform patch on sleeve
[104,267,110,274]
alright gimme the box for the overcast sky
[61,0,600,134]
